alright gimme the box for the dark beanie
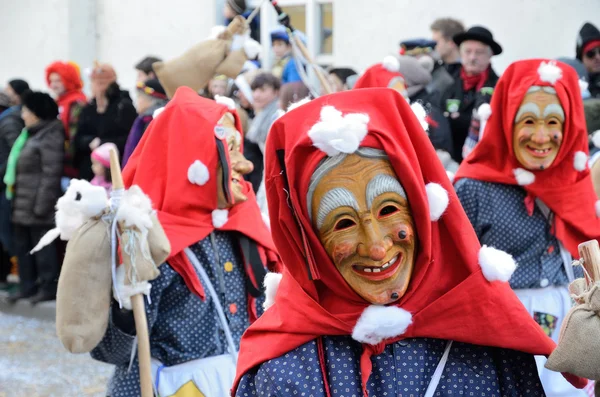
[576,22,600,60]
[8,79,29,96]
[227,0,246,15]
[23,91,59,121]
[328,68,358,85]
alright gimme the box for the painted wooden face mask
[216,113,254,209]
[513,87,564,171]
[310,152,417,305]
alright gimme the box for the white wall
[333,0,600,75]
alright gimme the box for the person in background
[134,55,162,84]
[5,92,63,304]
[122,79,168,167]
[0,92,11,115]
[247,72,281,154]
[223,0,260,43]
[0,80,28,292]
[0,91,13,288]
[45,61,87,180]
[278,81,309,111]
[577,22,600,98]
[430,18,465,78]
[74,63,137,181]
[439,26,501,162]
[90,143,116,192]
[270,26,304,84]
[327,67,358,93]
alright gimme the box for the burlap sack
[545,279,600,380]
[214,49,248,79]
[153,16,247,98]
[56,217,112,354]
[120,213,170,283]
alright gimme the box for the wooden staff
[578,240,600,285]
[109,149,153,397]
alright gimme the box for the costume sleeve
[282,59,302,84]
[111,98,138,156]
[454,179,485,239]
[90,262,175,366]
[32,127,64,217]
[235,367,284,397]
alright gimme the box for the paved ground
[0,311,113,397]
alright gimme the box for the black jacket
[12,119,64,226]
[590,72,600,99]
[439,67,499,162]
[74,88,137,181]
[410,88,453,156]
[0,106,24,177]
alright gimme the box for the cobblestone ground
[0,312,113,397]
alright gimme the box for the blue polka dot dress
[91,231,264,397]
[236,336,544,396]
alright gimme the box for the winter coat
[590,72,600,99]
[439,67,499,162]
[410,88,453,156]
[12,119,64,226]
[0,106,24,178]
[74,89,137,181]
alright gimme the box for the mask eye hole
[75,192,82,201]
[378,205,399,218]
[334,218,356,231]
[524,118,535,125]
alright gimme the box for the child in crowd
[90,142,116,192]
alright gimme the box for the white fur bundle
[478,245,517,282]
[262,272,283,310]
[308,106,370,157]
[574,151,588,172]
[115,185,154,232]
[215,95,236,110]
[410,102,429,132]
[153,107,165,119]
[592,131,600,149]
[352,305,412,345]
[287,97,312,112]
[212,209,229,228]
[513,168,535,186]
[188,160,210,186]
[382,55,400,72]
[537,61,562,85]
[425,183,449,221]
[477,103,492,121]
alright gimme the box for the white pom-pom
[352,305,412,345]
[592,131,600,148]
[478,245,517,282]
[382,55,400,72]
[212,209,229,228]
[596,200,600,218]
[115,186,154,232]
[477,103,492,121]
[579,79,590,94]
[574,151,588,172]
[446,171,455,182]
[215,95,236,110]
[153,107,165,119]
[287,97,311,112]
[243,39,262,59]
[188,160,210,185]
[513,168,535,186]
[425,183,449,221]
[537,61,563,85]
[308,106,369,157]
[262,272,282,310]
[410,102,429,132]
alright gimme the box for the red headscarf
[232,87,586,394]
[122,87,280,303]
[354,59,405,90]
[45,61,87,131]
[455,59,600,257]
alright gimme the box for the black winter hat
[23,91,59,121]
[576,22,600,61]
[8,79,30,96]
[227,0,246,15]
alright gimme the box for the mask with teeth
[513,86,564,171]
[216,112,254,209]
[308,149,417,305]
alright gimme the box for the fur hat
[227,0,246,15]
[576,22,600,61]
[91,142,118,168]
[23,91,59,121]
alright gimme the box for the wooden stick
[578,240,600,285]
[291,35,333,95]
[109,149,154,397]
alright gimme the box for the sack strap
[184,248,238,363]
[424,340,453,397]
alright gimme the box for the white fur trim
[446,171,455,183]
[425,183,449,221]
[478,245,517,282]
[30,228,61,254]
[215,95,236,110]
[574,151,588,172]
[153,107,165,119]
[55,179,108,241]
[113,264,151,310]
[352,305,412,345]
[477,103,492,121]
[308,106,369,157]
[410,102,429,132]
[115,186,154,232]
[596,200,600,218]
[243,38,262,59]
[188,160,210,185]
[382,55,400,72]
[513,168,535,186]
[287,97,311,112]
[592,130,600,148]
[262,272,282,310]
[212,209,229,228]
[537,61,562,85]
[579,79,590,94]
